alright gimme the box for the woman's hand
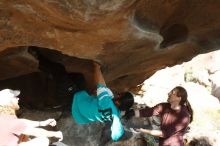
[54,131,63,141]
[135,128,163,137]
[40,119,57,127]
[135,128,145,133]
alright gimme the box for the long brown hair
[175,86,193,123]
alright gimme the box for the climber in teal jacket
[71,62,134,141]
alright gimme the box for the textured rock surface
[1,0,220,89]
[1,0,220,113]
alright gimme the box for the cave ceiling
[1,0,220,93]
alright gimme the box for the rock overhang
[1,1,220,105]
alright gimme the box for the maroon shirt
[139,103,190,146]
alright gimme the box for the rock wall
[1,1,220,92]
